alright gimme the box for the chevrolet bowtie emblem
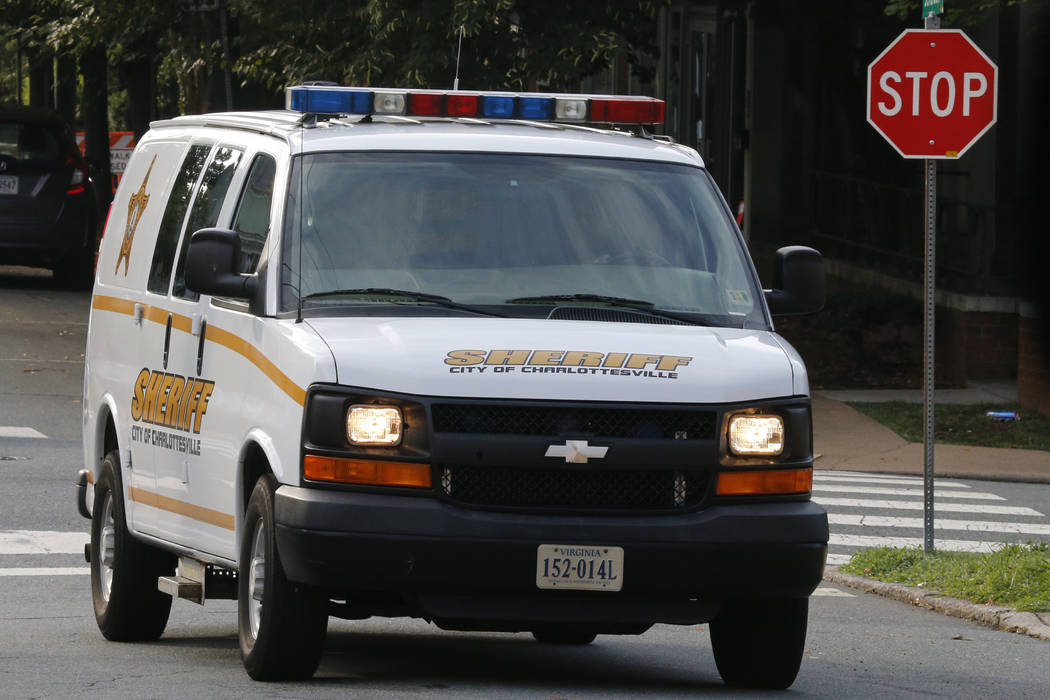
[544,440,608,464]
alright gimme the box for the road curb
[823,566,1050,642]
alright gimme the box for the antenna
[296,122,304,323]
[453,25,464,90]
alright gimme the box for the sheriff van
[78,85,828,688]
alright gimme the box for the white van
[78,85,828,688]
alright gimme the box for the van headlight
[347,405,403,446]
[728,414,784,456]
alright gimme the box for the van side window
[172,147,243,299]
[147,144,209,294]
[231,154,276,274]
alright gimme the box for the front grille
[440,465,709,511]
[431,404,715,440]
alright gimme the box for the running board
[158,556,237,604]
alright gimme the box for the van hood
[305,316,803,403]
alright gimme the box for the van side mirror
[764,246,825,315]
[185,228,259,300]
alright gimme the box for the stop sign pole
[922,13,940,555]
[867,12,998,552]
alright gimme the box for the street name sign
[922,0,943,19]
[867,29,997,158]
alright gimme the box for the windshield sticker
[129,367,215,456]
[445,349,691,380]
[115,154,156,276]
[726,289,752,307]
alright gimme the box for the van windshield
[281,152,766,328]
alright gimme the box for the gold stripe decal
[91,294,305,406]
[129,487,235,531]
[91,295,137,316]
[205,324,306,405]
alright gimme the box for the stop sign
[867,29,997,159]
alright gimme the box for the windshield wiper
[302,288,506,317]
[506,293,738,327]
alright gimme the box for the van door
[88,139,188,540]
[180,152,280,562]
[151,145,246,557]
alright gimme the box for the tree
[231,0,662,94]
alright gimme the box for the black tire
[709,598,809,690]
[531,626,598,645]
[90,451,176,641]
[238,476,328,681]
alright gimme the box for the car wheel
[238,476,328,681]
[90,450,176,641]
[709,598,808,689]
[531,626,598,645]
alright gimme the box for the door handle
[163,314,173,369]
[196,320,207,375]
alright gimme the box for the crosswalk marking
[0,530,87,555]
[0,427,47,439]
[813,484,1005,500]
[829,513,1050,535]
[0,567,88,577]
[830,533,1005,553]
[813,496,1043,516]
[816,474,971,488]
[817,470,1050,567]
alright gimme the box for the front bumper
[274,486,828,626]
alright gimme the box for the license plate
[0,175,16,195]
[536,544,623,591]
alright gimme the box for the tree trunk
[55,52,78,127]
[27,46,54,109]
[120,54,154,140]
[81,45,112,208]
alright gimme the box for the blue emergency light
[284,85,665,125]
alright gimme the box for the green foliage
[884,0,1023,27]
[848,401,1050,451]
[230,0,661,93]
[843,543,1050,612]
[2,0,663,117]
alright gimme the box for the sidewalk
[811,382,1050,484]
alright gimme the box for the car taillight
[67,157,88,195]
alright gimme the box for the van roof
[148,110,703,167]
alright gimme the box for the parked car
[0,103,98,288]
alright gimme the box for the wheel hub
[97,494,116,602]
[248,522,266,639]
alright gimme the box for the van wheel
[90,451,175,641]
[531,626,598,645]
[709,598,808,689]
[238,476,328,681]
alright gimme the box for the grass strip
[841,543,1050,612]
[847,401,1050,451]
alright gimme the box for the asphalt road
[1,266,1048,698]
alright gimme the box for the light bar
[284,85,665,125]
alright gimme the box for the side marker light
[304,456,432,488]
[716,468,812,496]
